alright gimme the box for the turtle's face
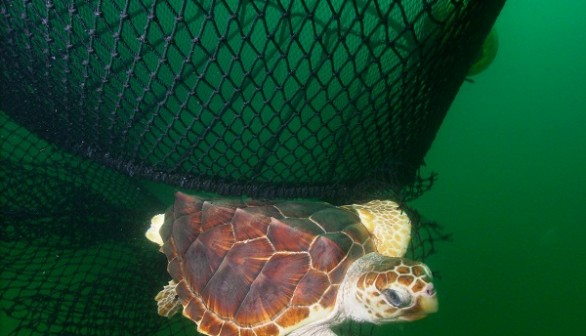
[352,257,437,323]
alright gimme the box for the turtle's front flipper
[342,200,411,258]
[289,326,338,336]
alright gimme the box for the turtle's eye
[383,288,411,308]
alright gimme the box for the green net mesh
[1,0,503,335]
[1,0,503,200]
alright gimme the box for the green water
[381,1,586,335]
[2,0,585,335]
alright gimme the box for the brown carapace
[148,192,437,336]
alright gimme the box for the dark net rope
[1,0,504,201]
[1,0,504,335]
[0,111,177,335]
[0,110,447,336]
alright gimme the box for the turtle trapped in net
[146,192,437,335]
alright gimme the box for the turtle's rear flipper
[155,280,181,318]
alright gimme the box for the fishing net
[0,0,504,335]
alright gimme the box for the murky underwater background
[2,0,585,335]
[382,0,586,335]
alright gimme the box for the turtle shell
[159,192,377,336]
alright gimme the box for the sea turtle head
[343,253,438,324]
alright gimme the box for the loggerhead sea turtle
[146,192,437,335]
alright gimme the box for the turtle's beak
[400,285,438,321]
[419,293,438,314]
[420,283,438,314]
